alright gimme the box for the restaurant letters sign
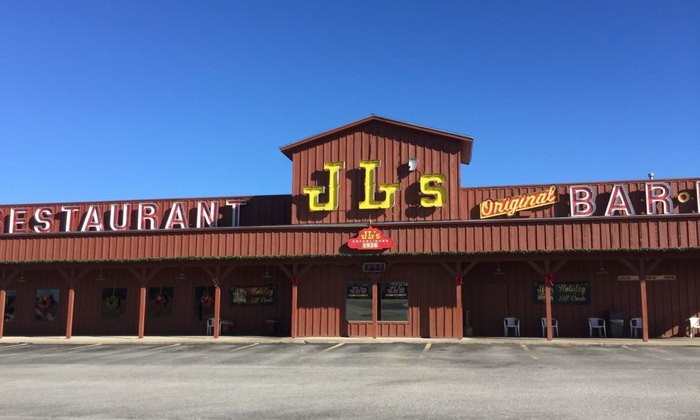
[0,199,246,235]
[347,227,393,251]
[533,281,590,304]
[230,285,276,306]
[303,160,446,211]
[480,186,557,219]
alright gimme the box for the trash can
[264,319,279,336]
[606,309,624,338]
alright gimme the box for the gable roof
[279,115,474,164]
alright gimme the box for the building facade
[1,116,699,340]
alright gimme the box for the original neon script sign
[303,160,446,211]
[0,199,246,234]
[480,186,558,219]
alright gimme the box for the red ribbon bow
[544,272,555,287]
[455,275,464,286]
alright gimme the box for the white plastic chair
[540,317,559,337]
[689,317,700,338]
[588,318,607,337]
[629,317,643,338]
[503,317,520,337]
[206,318,234,336]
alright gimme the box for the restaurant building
[1,116,699,341]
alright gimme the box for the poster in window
[230,286,276,306]
[381,282,408,300]
[148,287,174,318]
[35,289,59,321]
[4,289,16,323]
[101,288,127,319]
[346,283,371,299]
[194,287,216,320]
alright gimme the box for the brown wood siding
[1,215,698,264]
[291,121,463,224]
[460,179,698,220]
[295,264,458,338]
[3,266,291,336]
[463,259,700,338]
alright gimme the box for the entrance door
[480,281,509,336]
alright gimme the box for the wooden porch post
[0,287,5,339]
[0,270,20,339]
[213,284,221,338]
[138,284,146,339]
[455,272,464,339]
[66,284,76,339]
[439,261,477,339]
[58,269,88,339]
[280,264,312,338]
[639,259,649,343]
[544,261,553,342]
[371,279,378,339]
[203,265,235,339]
[621,258,661,343]
[129,267,161,339]
[527,260,567,341]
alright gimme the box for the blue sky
[1,1,698,204]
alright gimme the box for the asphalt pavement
[0,340,698,419]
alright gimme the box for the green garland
[0,247,697,266]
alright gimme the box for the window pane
[346,283,372,321]
[380,282,408,321]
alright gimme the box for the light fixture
[596,260,608,275]
[177,267,187,281]
[95,269,106,281]
[261,266,272,279]
[648,172,655,180]
[16,271,26,283]
[493,262,505,276]
[408,157,418,172]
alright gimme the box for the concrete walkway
[1,335,699,346]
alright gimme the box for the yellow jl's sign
[303,160,446,211]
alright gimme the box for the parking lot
[0,342,698,419]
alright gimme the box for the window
[380,281,408,321]
[346,282,372,321]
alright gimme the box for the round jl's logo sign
[348,227,393,251]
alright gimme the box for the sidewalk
[1,335,699,346]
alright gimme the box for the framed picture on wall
[34,289,59,321]
[148,287,174,319]
[194,287,216,320]
[101,287,127,319]
[4,289,16,323]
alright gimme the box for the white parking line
[230,343,259,352]
[0,343,29,351]
[423,343,432,353]
[520,344,538,360]
[64,343,101,352]
[621,345,638,352]
[321,343,344,353]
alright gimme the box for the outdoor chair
[206,318,234,336]
[540,317,559,337]
[629,317,643,338]
[503,317,520,337]
[587,317,607,337]
[689,317,700,338]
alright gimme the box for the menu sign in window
[231,285,276,306]
[533,282,590,304]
